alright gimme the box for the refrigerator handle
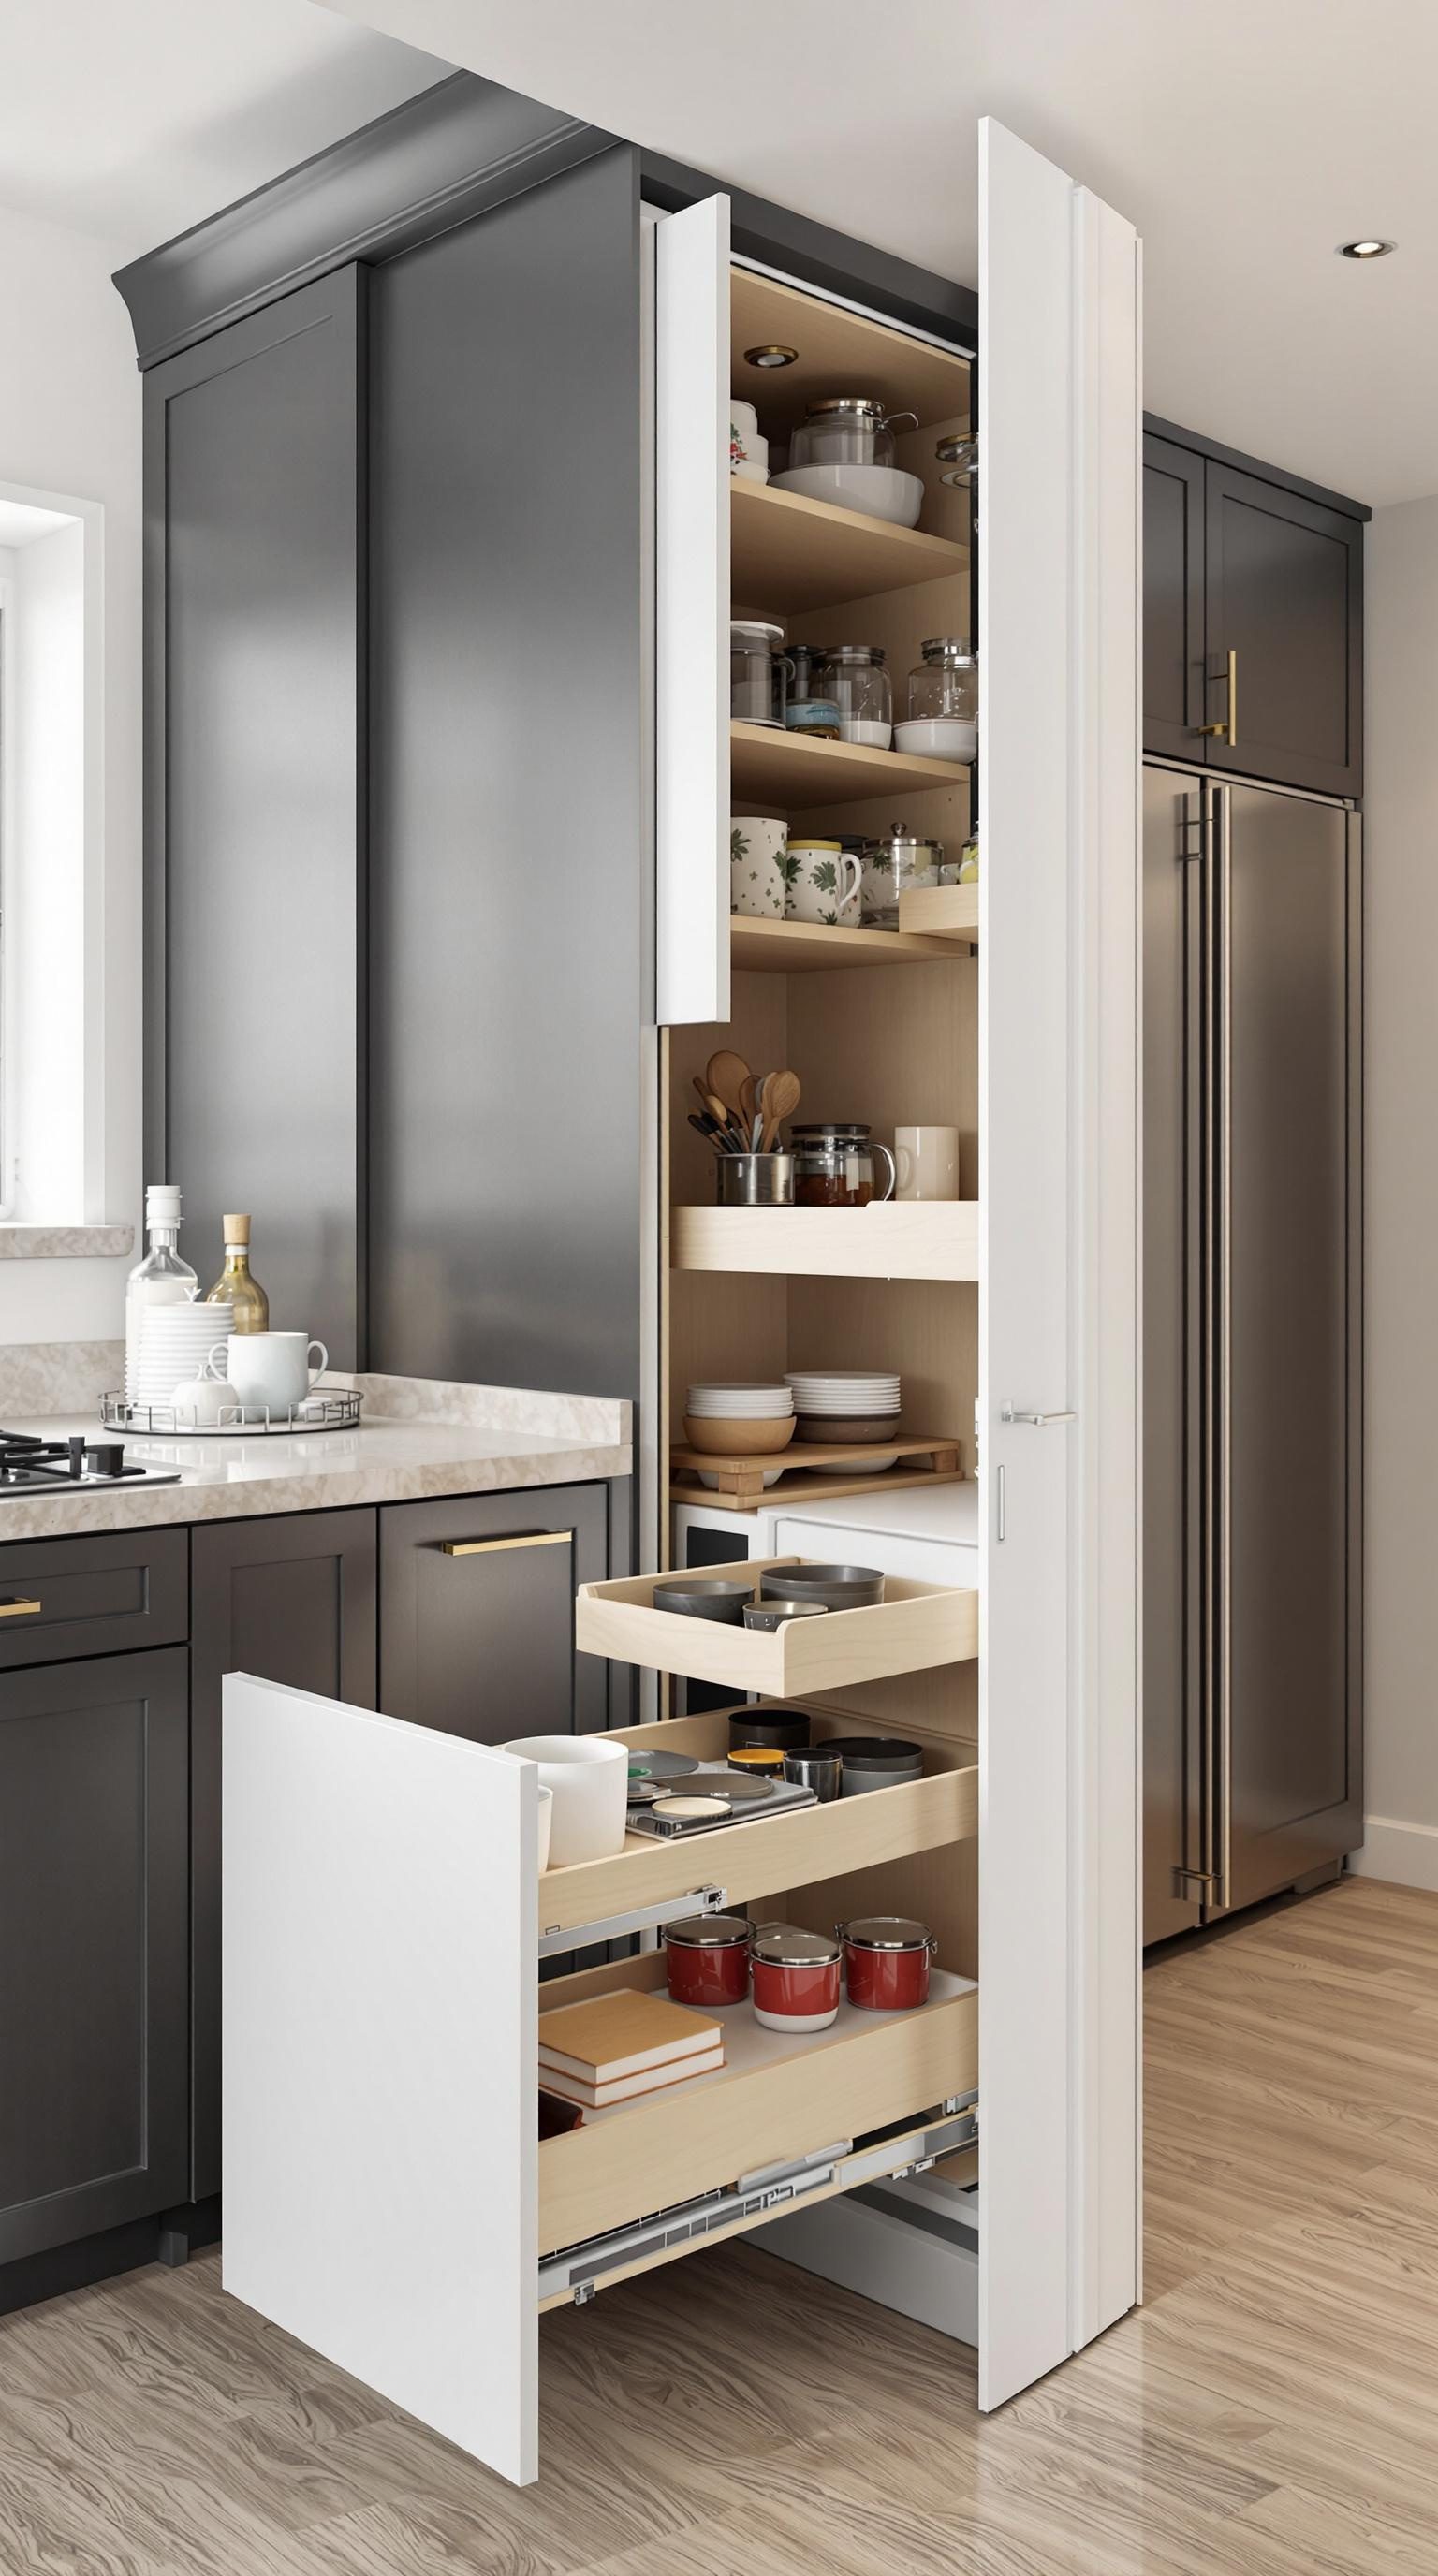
[1199,781,1234,1914]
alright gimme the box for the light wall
[1354,495,1438,1888]
[0,201,141,1343]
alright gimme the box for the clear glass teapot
[790,398,918,471]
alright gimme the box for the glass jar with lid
[730,621,793,728]
[859,822,956,929]
[816,644,892,750]
[905,637,977,761]
[790,1123,897,1208]
[790,397,918,471]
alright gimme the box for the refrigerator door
[1142,766,1206,1941]
[1214,783,1361,1915]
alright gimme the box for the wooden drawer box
[0,1529,188,1671]
[576,1556,976,1695]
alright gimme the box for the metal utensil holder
[717,1153,794,1207]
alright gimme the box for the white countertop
[0,1409,632,1541]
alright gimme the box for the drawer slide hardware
[539,1881,728,1959]
[538,2106,976,2306]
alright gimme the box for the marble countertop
[0,1401,631,1542]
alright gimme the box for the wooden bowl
[682,1414,797,1456]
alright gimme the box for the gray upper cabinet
[190,1509,377,2200]
[0,1649,189,2264]
[378,1486,609,1742]
[1142,425,1365,795]
[143,270,366,1368]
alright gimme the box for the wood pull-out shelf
[898,883,980,941]
[671,1433,961,1512]
[576,1556,976,1695]
[539,1706,976,1938]
[670,1201,979,1282]
[729,915,957,973]
[730,477,969,615]
[730,720,968,809]
[538,1969,976,2257]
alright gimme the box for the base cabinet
[190,1510,378,2200]
[0,1648,189,2263]
[378,1486,609,1741]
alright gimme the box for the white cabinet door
[222,1676,538,2485]
[978,119,1141,2408]
[655,192,730,1026]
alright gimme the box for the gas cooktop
[0,1430,183,1493]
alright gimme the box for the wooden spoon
[761,1067,800,1153]
[706,1050,752,1124]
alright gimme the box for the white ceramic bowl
[894,715,976,763]
[838,720,892,751]
[501,1734,628,1868]
[697,1466,784,1490]
[772,464,925,528]
[536,1784,553,1875]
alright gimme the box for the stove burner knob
[85,1443,126,1478]
[67,1434,88,1478]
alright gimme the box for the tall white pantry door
[978,118,1141,2406]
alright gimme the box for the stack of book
[538,1989,725,2114]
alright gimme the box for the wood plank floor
[5,1876,1438,2572]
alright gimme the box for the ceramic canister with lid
[664,1913,753,2009]
[838,1915,937,2011]
[748,1924,842,2032]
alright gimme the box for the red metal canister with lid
[663,1912,752,2009]
[748,1924,842,2031]
[837,1915,937,2011]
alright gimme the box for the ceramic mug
[225,1331,329,1419]
[895,1125,961,1202]
[785,839,861,926]
[730,815,786,918]
[729,402,769,482]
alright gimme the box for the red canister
[838,1915,936,2011]
[664,1913,752,2009]
[748,1924,842,2031]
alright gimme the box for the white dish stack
[785,1370,902,1474]
[134,1299,233,1412]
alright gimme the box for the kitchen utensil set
[689,1055,801,1162]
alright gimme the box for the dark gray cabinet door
[1143,434,1206,759]
[145,267,365,1365]
[367,145,644,1401]
[0,1648,188,2262]
[379,1486,609,1742]
[1203,462,1363,796]
[191,1509,376,2198]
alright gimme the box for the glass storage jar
[907,637,978,724]
[731,621,793,728]
[817,644,892,750]
[859,822,955,929]
[791,1122,897,1208]
[790,397,918,470]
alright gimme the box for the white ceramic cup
[536,1784,554,1875]
[730,815,786,918]
[500,1734,628,1867]
[895,1125,961,1202]
[785,840,862,926]
[225,1331,330,1418]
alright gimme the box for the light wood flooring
[5,1875,1438,2572]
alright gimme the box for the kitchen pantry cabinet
[1142,425,1367,793]
[189,1511,378,2201]
[0,1650,188,2265]
[378,1487,609,1741]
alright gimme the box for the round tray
[100,1390,364,1438]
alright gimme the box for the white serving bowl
[772,464,925,528]
[894,715,976,763]
[501,1734,628,1868]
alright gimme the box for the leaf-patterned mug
[729,816,786,918]
[785,838,862,926]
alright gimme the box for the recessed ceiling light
[1338,238,1396,259]
[745,344,798,368]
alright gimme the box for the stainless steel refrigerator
[1143,766,1362,1943]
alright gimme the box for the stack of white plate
[785,1370,902,1474]
[134,1299,233,1412]
[686,1383,793,1418]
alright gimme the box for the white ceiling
[320,0,1438,509]
[0,0,443,258]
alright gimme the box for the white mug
[785,840,862,926]
[895,1125,960,1202]
[730,816,786,918]
[224,1331,329,1418]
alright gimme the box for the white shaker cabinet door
[655,190,731,1027]
[978,118,1142,2408]
[222,1676,538,2484]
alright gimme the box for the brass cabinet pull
[1198,647,1238,745]
[439,1531,572,1559]
[0,1596,42,1617]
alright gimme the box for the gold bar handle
[439,1531,571,1559]
[0,1596,42,1617]
[1198,647,1238,745]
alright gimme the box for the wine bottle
[205,1214,269,1333]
